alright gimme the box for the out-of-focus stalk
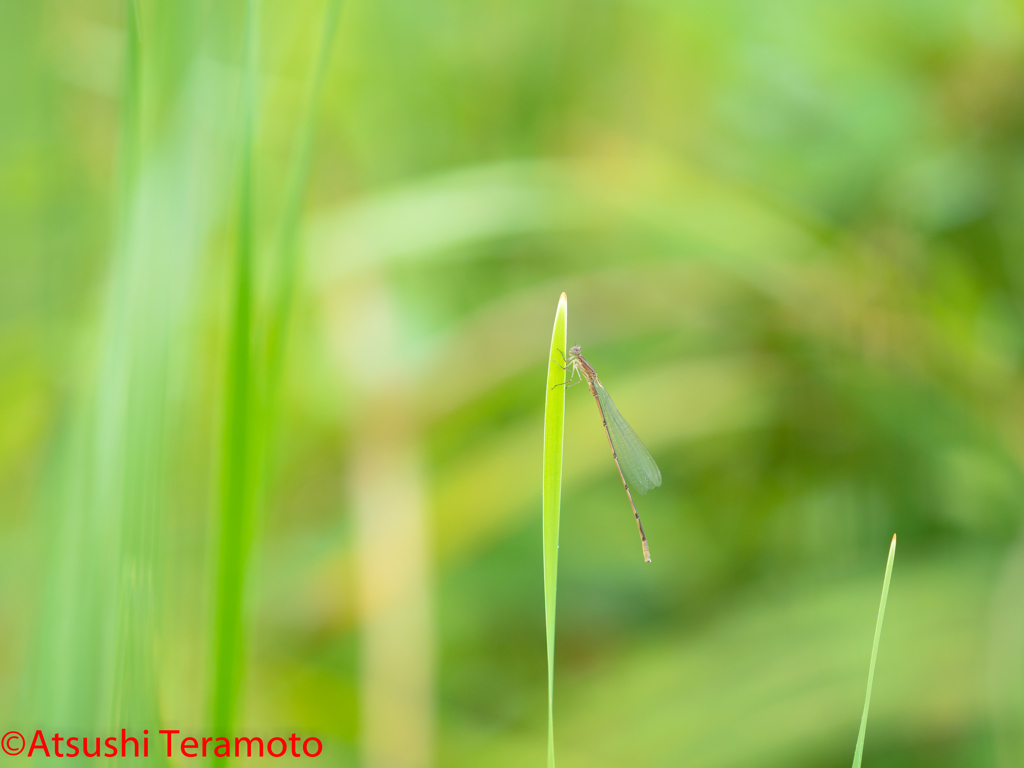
[210,0,260,754]
[324,276,434,768]
[263,0,344,401]
[852,534,897,768]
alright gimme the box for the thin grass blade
[543,292,568,768]
[596,384,661,495]
[210,0,260,752]
[263,0,344,399]
[852,533,898,768]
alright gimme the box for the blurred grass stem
[210,0,260,750]
[852,534,897,768]
[263,0,344,402]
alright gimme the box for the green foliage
[210,0,343,751]
[2,0,1024,766]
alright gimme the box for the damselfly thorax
[565,345,599,389]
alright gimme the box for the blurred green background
[3,0,1024,766]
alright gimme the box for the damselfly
[562,345,661,562]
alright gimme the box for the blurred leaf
[446,549,994,768]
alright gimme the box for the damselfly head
[568,345,582,358]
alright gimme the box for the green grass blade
[210,0,260,750]
[263,0,344,399]
[852,533,897,768]
[543,292,568,768]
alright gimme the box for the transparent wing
[596,384,662,494]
